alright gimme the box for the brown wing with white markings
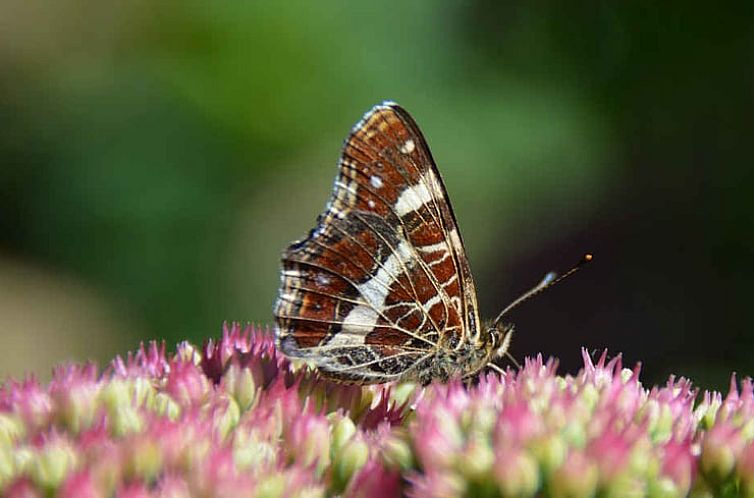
[273,102,481,383]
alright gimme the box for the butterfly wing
[274,102,481,383]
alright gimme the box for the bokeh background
[2,1,752,391]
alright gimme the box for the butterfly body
[274,102,513,384]
[408,322,512,384]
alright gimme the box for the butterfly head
[485,321,515,364]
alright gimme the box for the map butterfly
[274,102,590,384]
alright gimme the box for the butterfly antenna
[492,253,593,327]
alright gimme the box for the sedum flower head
[1,324,754,496]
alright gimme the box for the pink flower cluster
[1,323,753,497]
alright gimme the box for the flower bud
[111,406,144,437]
[737,442,754,498]
[0,414,25,447]
[165,361,210,406]
[329,413,357,454]
[494,448,540,497]
[224,363,258,412]
[548,451,598,498]
[344,460,402,498]
[212,396,240,440]
[5,478,42,498]
[155,476,191,498]
[287,415,331,476]
[124,437,162,482]
[458,436,494,480]
[660,440,693,496]
[53,381,99,435]
[30,438,77,489]
[701,424,744,483]
[530,434,567,475]
[60,471,99,498]
[255,474,285,498]
[152,392,181,420]
[332,435,369,491]
[381,433,413,471]
[14,381,53,432]
[410,470,466,497]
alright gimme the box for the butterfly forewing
[274,102,481,383]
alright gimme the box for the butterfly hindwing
[274,102,481,383]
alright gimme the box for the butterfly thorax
[412,322,514,385]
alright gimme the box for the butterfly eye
[485,326,498,346]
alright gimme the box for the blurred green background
[1,1,752,391]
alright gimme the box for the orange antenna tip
[492,252,593,326]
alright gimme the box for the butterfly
[273,102,590,384]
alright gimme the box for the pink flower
[111,341,169,379]
[59,471,99,498]
[165,360,211,406]
[701,421,745,482]
[493,447,540,496]
[548,450,599,498]
[285,412,331,475]
[407,470,465,498]
[737,442,754,495]
[2,378,53,434]
[495,402,545,447]
[346,459,403,498]
[2,325,754,496]
[660,440,695,496]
